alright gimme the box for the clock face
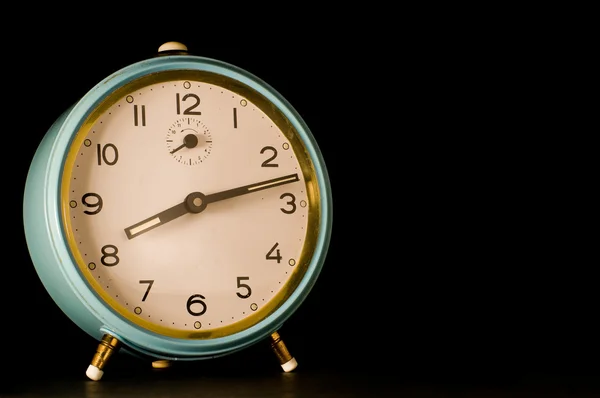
[60,70,321,339]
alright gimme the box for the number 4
[266,242,282,263]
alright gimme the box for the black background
[2,26,597,395]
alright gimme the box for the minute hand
[205,173,299,204]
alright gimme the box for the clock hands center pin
[170,133,199,154]
[124,173,300,240]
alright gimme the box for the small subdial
[166,117,213,165]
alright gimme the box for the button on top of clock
[158,41,188,53]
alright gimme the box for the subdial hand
[124,173,300,239]
[170,133,199,154]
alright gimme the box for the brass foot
[86,333,120,381]
[151,360,171,369]
[269,331,297,372]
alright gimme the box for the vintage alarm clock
[23,41,333,381]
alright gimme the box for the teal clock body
[23,42,332,380]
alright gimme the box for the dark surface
[2,342,600,398]
[3,361,600,397]
[3,15,595,398]
[4,377,600,398]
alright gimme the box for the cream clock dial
[65,74,315,338]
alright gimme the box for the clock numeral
[139,280,154,302]
[133,105,146,126]
[236,277,252,299]
[100,244,119,267]
[266,242,282,263]
[82,192,103,215]
[187,294,207,316]
[97,143,119,166]
[261,146,278,167]
[280,193,296,214]
[176,93,201,115]
[233,107,238,128]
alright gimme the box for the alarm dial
[166,116,213,165]
[61,70,320,339]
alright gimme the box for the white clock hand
[124,173,299,239]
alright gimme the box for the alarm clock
[23,41,332,381]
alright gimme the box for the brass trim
[151,360,171,369]
[270,331,294,365]
[90,333,120,370]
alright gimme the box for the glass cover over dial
[61,70,320,339]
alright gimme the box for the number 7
[139,280,154,302]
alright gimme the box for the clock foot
[269,331,297,372]
[151,360,171,369]
[86,333,120,381]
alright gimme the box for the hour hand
[124,201,190,239]
[124,190,210,239]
